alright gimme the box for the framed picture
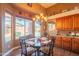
[27,3,32,7]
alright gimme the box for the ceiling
[12,3,79,18]
[46,3,79,16]
[40,3,56,8]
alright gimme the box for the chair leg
[21,53,22,56]
[35,51,37,56]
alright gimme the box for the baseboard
[3,46,20,56]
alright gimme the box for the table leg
[37,48,40,56]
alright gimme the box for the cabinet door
[55,36,62,48]
[56,18,61,30]
[62,16,69,30]
[61,17,64,30]
[56,18,63,30]
[69,16,74,30]
[63,16,73,30]
[64,16,68,30]
[56,18,59,30]
[62,37,72,51]
[56,16,74,31]
[66,16,70,30]
[74,14,79,30]
[72,38,79,53]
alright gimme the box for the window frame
[15,16,33,39]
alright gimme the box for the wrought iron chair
[19,36,35,56]
[40,36,56,56]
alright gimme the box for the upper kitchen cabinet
[56,15,74,31]
[74,14,79,30]
[64,16,74,31]
[56,17,63,30]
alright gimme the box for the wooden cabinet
[62,37,72,50]
[66,16,73,30]
[61,17,64,30]
[55,36,79,55]
[56,18,61,30]
[55,36,62,48]
[56,15,74,31]
[63,17,66,30]
[56,18,63,30]
[72,38,79,53]
[74,14,79,30]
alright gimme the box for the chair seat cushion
[27,47,36,55]
[40,46,49,53]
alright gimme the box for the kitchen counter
[56,35,79,38]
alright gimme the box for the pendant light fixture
[32,5,48,22]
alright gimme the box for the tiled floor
[9,47,79,56]
[10,49,21,56]
[10,49,44,56]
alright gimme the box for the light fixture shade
[44,17,48,22]
[40,13,43,16]
[33,13,48,22]
[33,18,35,21]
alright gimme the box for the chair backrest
[19,36,27,55]
[25,34,33,40]
[19,35,33,55]
[48,36,56,55]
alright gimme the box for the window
[15,17,33,39]
[25,19,32,35]
[4,12,12,52]
[15,17,25,39]
[48,23,56,32]
[48,23,56,36]
[5,12,12,42]
[35,20,41,38]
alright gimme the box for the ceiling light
[32,13,48,22]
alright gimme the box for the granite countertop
[56,35,79,38]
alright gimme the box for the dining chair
[40,36,56,56]
[19,36,35,56]
[49,36,56,56]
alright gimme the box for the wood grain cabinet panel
[55,36,62,48]
[61,17,64,30]
[64,16,69,30]
[56,15,74,31]
[74,14,79,30]
[70,15,74,30]
[68,16,74,30]
[62,37,72,51]
[64,16,73,30]
[56,18,62,30]
[56,18,60,30]
[72,38,79,53]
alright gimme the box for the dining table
[25,37,51,56]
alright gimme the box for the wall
[0,3,38,55]
[13,3,46,15]
[47,3,79,16]
[0,3,47,55]
[0,4,2,55]
[48,8,79,19]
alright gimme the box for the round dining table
[25,37,51,56]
